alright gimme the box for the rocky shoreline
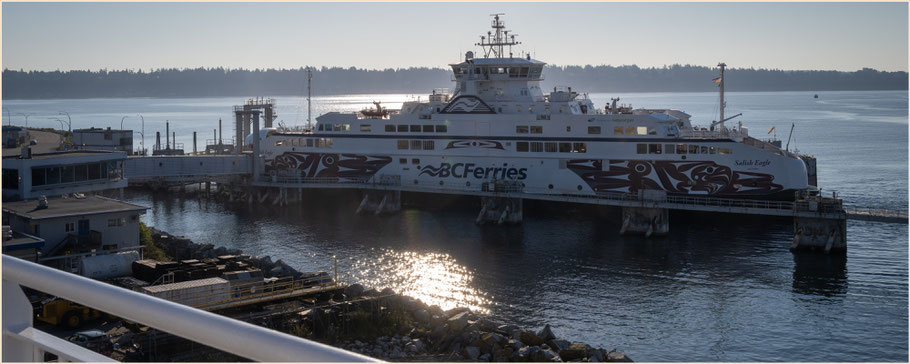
[148,228,633,362]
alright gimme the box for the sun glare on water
[349,248,490,313]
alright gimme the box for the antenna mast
[306,68,313,130]
[476,13,521,58]
[718,62,726,127]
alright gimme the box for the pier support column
[619,207,669,237]
[476,197,523,225]
[234,113,244,154]
[356,190,401,215]
[792,216,847,254]
[620,189,669,237]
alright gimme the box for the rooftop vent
[37,195,48,210]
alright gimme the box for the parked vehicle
[36,299,107,329]
[66,330,113,356]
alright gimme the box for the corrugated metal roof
[143,277,229,293]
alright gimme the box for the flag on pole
[768,126,775,134]
[712,77,722,83]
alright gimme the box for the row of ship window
[397,140,435,150]
[316,124,659,136]
[274,138,730,156]
[516,125,657,136]
[637,144,733,155]
[516,142,587,153]
[317,123,449,133]
[276,138,333,148]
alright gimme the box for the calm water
[4,91,907,361]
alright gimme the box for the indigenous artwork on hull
[444,140,505,150]
[567,159,784,195]
[266,152,392,181]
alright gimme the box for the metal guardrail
[1,255,380,362]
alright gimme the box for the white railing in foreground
[1,255,381,362]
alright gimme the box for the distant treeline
[2,65,906,99]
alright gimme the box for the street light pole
[58,111,72,133]
[3,108,11,126]
[133,131,145,155]
[17,113,32,128]
[48,117,66,130]
[120,116,130,130]
[137,114,145,156]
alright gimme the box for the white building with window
[2,196,147,258]
[73,127,133,154]
[2,150,127,201]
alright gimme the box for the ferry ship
[259,15,810,201]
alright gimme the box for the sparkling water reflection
[350,249,490,313]
[7,91,907,361]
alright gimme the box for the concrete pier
[355,190,401,215]
[476,196,523,225]
[620,190,669,237]
[620,206,669,237]
[792,216,847,253]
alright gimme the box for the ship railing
[678,128,747,140]
[1,255,379,362]
[582,190,795,211]
[260,175,373,185]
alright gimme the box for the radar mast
[476,13,521,58]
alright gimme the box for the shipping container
[141,277,230,307]
[78,251,141,279]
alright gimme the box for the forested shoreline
[2,64,906,99]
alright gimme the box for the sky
[1,2,908,72]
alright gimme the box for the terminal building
[73,127,133,154]
[2,150,128,201]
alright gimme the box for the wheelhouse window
[530,142,543,152]
[676,144,687,154]
[410,125,421,132]
[530,126,543,134]
[588,126,601,135]
[410,140,421,150]
[545,142,557,153]
[435,125,447,132]
[397,125,408,132]
[397,140,409,150]
[614,126,624,135]
[636,126,648,136]
[648,144,662,154]
[423,125,434,132]
[423,140,434,150]
[385,125,395,132]
[689,145,698,154]
[559,142,572,153]
[516,126,529,134]
[360,124,372,132]
[637,144,647,154]
[517,142,529,152]
[625,126,636,135]
[664,144,675,154]
[573,143,587,153]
